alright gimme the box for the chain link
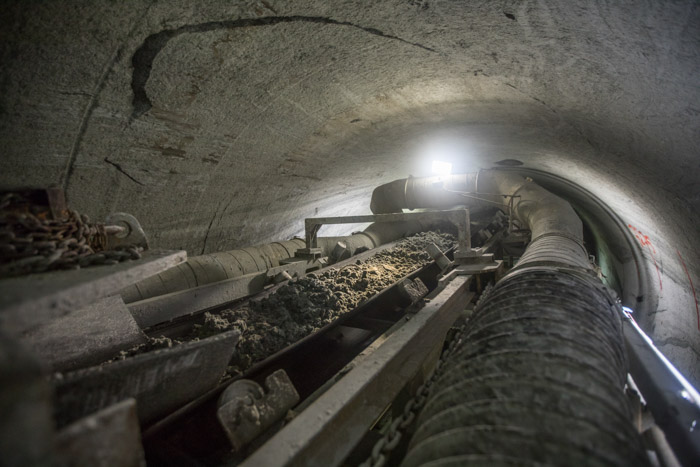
[358,323,468,467]
[0,192,143,278]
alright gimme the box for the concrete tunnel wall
[1,1,699,386]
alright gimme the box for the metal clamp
[105,213,149,250]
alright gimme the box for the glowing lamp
[431,160,452,175]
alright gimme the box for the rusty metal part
[0,191,147,278]
[217,369,300,451]
[45,187,68,220]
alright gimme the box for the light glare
[431,160,452,175]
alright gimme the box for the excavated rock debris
[113,231,455,374]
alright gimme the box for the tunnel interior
[1,1,699,465]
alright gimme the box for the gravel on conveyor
[110,231,455,375]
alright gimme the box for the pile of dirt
[112,231,455,373]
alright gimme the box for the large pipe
[402,268,650,466]
[373,170,649,465]
[120,239,306,303]
[120,220,444,304]
[371,170,590,270]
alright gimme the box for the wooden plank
[0,249,186,335]
[21,296,147,372]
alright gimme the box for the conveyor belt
[141,246,453,465]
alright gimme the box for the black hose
[402,269,649,467]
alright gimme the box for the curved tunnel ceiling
[1,1,699,383]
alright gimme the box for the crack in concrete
[504,82,555,113]
[214,197,236,246]
[201,210,218,255]
[504,80,605,151]
[285,173,322,181]
[61,3,154,193]
[57,91,94,97]
[104,157,145,186]
[130,15,438,119]
[654,336,700,360]
[61,48,124,192]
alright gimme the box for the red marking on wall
[676,249,700,332]
[628,224,662,290]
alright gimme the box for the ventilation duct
[372,170,649,465]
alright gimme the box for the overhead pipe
[371,170,590,270]
[371,170,649,465]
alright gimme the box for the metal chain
[358,322,468,467]
[0,192,142,278]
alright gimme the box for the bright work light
[431,160,452,175]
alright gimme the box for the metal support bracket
[300,209,471,257]
[454,253,504,276]
[105,212,149,250]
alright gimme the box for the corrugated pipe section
[371,170,648,465]
[121,220,443,304]
[120,239,305,303]
[402,269,649,466]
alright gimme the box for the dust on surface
[108,335,185,362]
[114,231,454,373]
